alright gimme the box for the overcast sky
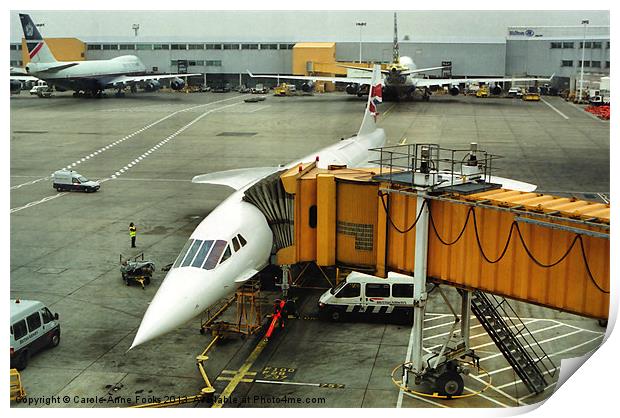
[9,10,610,43]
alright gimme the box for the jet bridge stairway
[470,290,556,394]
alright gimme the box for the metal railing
[369,143,504,190]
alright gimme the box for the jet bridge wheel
[434,370,464,397]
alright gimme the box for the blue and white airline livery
[16,13,197,96]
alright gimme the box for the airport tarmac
[10,91,609,408]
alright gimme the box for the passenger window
[27,313,42,332]
[41,308,54,324]
[13,320,27,340]
[181,240,203,267]
[173,239,194,268]
[365,283,390,297]
[392,284,414,298]
[237,234,247,247]
[72,177,80,184]
[232,237,240,252]
[335,283,360,298]
[203,240,227,270]
[219,245,232,264]
[191,240,213,268]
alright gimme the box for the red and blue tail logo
[368,83,383,118]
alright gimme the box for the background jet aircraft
[249,12,551,101]
[17,13,197,97]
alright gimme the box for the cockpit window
[173,239,194,268]
[220,245,232,264]
[238,234,247,247]
[232,237,240,252]
[181,240,203,267]
[202,240,227,270]
[191,240,213,268]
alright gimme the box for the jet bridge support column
[408,192,430,378]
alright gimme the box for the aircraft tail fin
[357,64,383,137]
[19,14,57,63]
[393,12,400,63]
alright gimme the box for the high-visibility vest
[129,226,136,237]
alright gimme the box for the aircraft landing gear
[422,88,431,102]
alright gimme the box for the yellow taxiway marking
[399,137,408,145]
[212,339,268,408]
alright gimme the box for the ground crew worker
[129,222,137,248]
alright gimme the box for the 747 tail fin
[357,64,383,136]
[19,13,57,63]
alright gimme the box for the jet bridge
[260,143,609,321]
[242,142,609,397]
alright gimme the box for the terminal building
[10,24,609,91]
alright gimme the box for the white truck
[10,299,61,370]
[318,271,415,324]
[52,169,100,192]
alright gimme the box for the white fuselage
[131,128,386,347]
[26,55,146,90]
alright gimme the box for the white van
[10,299,60,370]
[318,271,415,324]
[52,169,100,192]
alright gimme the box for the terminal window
[189,44,204,50]
[136,44,153,50]
[154,44,169,50]
[591,61,601,68]
[171,44,187,50]
[561,60,573,67]
[261,44,278,50]
[592,42,602,49]
[119,44,135,50]
[205,44,222,50]
[562,42,574,48]
[550,42,562,49]
[102,44,118,50]
[242,44,259,50]
[223,43,240,50]
[87,44,102,50]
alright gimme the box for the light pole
[578,19,589,102]
[356,21,366,63]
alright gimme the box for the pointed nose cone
[130,268,220,349]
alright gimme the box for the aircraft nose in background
[130,268,219,349]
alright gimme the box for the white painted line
[11,192,68,213]
[248,105,271,113]
[540,97,569,120]
[463,387,510,408]
[403,391,450,408]
[480,329,582,363]
[254,380,320,387]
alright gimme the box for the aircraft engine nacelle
[301,81,314,92]
[345,84,359,95]
[144,80,161,92]
[491,85,502,95]
[449,85,460,96]
[170,77,185,91]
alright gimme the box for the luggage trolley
[120,253,155,289]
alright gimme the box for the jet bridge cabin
[243,144,610,320]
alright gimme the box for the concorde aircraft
[15,13,198,97]
[131,64,536,348]
[249,13,552,101]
